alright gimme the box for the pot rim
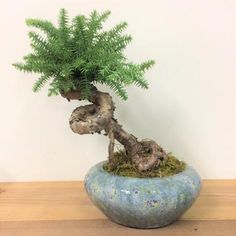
[89,160,199,182]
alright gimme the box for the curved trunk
[61,88,167,171]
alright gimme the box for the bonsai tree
[13,9,169,172]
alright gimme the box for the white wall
[0,0,236,181]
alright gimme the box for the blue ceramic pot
[84,161,201,229]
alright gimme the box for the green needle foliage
[13,9,155,100]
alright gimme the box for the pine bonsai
[14,9,174,173]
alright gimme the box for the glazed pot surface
[84,161,201,229]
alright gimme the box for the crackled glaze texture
[84,161,201,228]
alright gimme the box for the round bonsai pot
[84,161,201,229]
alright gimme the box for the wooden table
[0,180,235,236]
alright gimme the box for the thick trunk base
[61,89,167,171]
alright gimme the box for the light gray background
[0,0,235,181]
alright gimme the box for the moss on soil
[103,150,186,178]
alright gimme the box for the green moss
[103,150,186,178]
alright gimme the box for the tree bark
[61,87,167,171]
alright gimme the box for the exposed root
[62,88,167,172]
[132,139,167,171]
[104,151,186,178]
[108,122,116,169]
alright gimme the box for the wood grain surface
[0,180,235,235]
